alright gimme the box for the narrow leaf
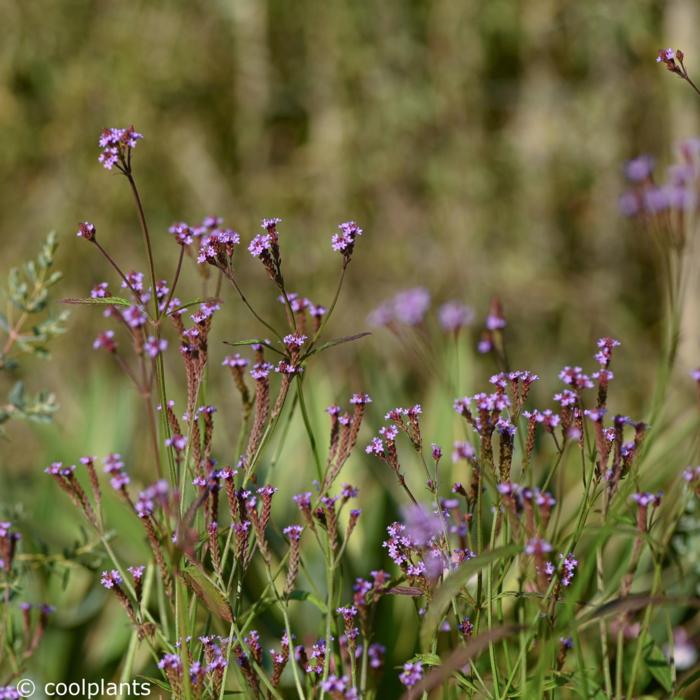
[62,296,131,307]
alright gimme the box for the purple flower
[618,191,640,217]
[90,282,109,299]
[399,661,424,688]
[128,565,145,581]
[365,437,385,456]
[223,353,248,368]
[248,233,273,258]
[452,441,475,463]
[76,221,96,241]
[123,305,147,329]
[439,301,474,331]
[558,366,593,390]
[393,288,431,325]
[632,491,662,508]
[486,313,506,331]
[261,217,282,231]
[402,504,442,547]
[145,336,168,358]
[624,155,654,182]
[341,483,359,499]
[100,569,122,589]
[349,393,372,405]
[283,525,303,541]
[169,222,193,246]
[93,330,117,352]
[165,434,187,451]
[331,220,363,258]
[560,553,578,587]
[524,538,552,555]
[250,362,273,380]
[98,127,142,170]
[477,336,493,353]
[158,653,183,671]
[283,333,307,349]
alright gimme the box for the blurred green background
[2,0,700,693]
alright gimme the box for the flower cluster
[98,126,142,170]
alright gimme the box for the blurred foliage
[0,231,67,426]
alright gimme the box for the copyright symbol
[17,679,36,697]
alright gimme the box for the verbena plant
[2,50,700,700]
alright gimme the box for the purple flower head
[158,653,183,671]
[103,453,124,474]
[93,330,117,352]
[100,569,122,589]
[283,333,307,349]
[632,491,662,508]
[584,408,607,423]
[283,525,303,541]
[169,222,193,246]
[365,437,385,456]
[165,433,187,451]
[379,424,399,442]
[128,565,145,581]
[524,538,552,555]
[619,190,640,217]
[452,441,475,463]
[293,492,312,509]
[560,553,578,586]
[625,155,654,182]
[331,220,363,257]
[431,443,443,461]
[486,313,506,331]
[341,483,359,499]
[248,233,273,258]
[123,305,147,329]
[276,360,303,375]
[98,127,142,170]
[394,287,431,325]
[250,362,274,380]
[223,353,248,368]
[261,217,282,232]
[350,393,372,406]
[477,335,493,354]
[309,303,327,318]
[145,336,168,358]
[439,301,475,332]
[76,221,96,241]
[90,282,109,299]
[496,417,517,437]
[691,368,700,382]
[399,661,424,688]
[559,366,593,390]
[401,504,442,547]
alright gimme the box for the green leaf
[305,331,371,357]
[643,640,673,692]
[678,665,700,691]
[62,296,131,307]
[136,676,171,693]
[180,566,233,623]
[288,589,328,613]
[409,653,441,667]
[421,545,520,646]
